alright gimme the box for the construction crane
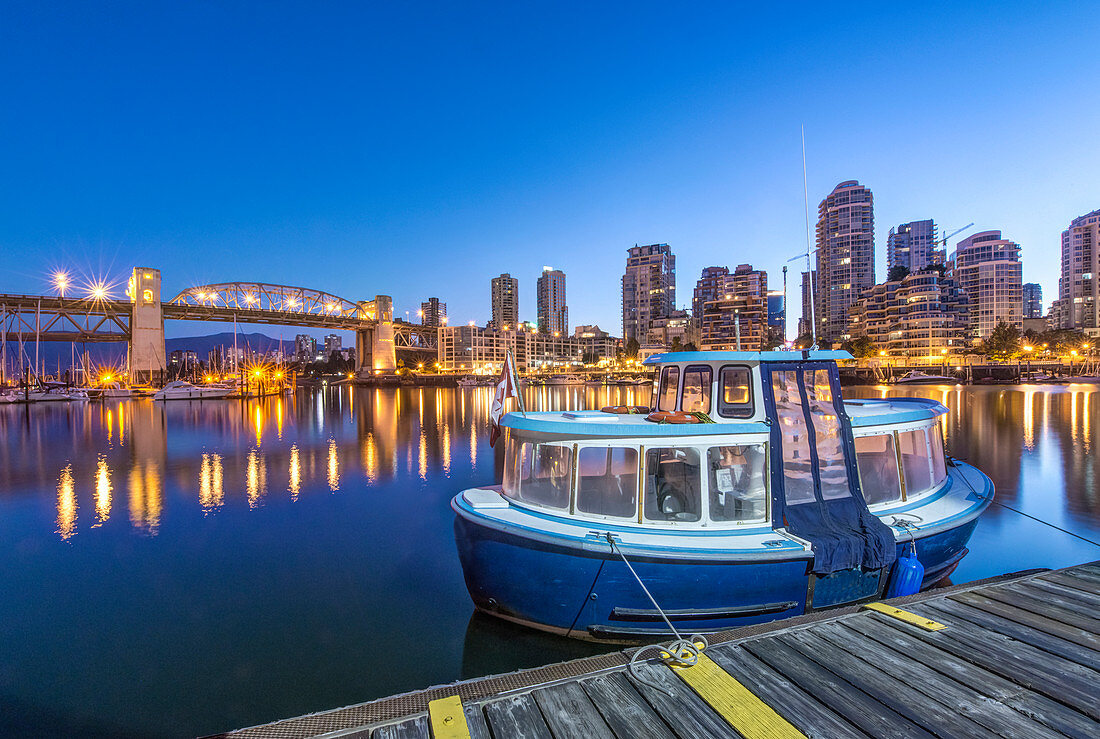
[938,223,975,256]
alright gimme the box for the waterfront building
[294,334,316,362]
[420,297,447,327]
[767,289,786,344]
[1022,283,1043,320]
[799,270,815,340]
[438,324,620,372]
[645,309,692,350]
[691,266,730,330]
[169,350,199,374]
[536,267,568,336]
[887,219,940,273]
[622,243,675,343]
[490,273,519,330]
[699,264,769,351]
[323,334,342,358]
[848,268,969,357]
[1050,208,1100,335]
[815,181,875,344]
[950,230,1023,338]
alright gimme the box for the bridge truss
[0,294,131,342]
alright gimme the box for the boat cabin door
[761,362,896,607]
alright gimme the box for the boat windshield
[854,434,902,505]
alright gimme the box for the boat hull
[453,503,982,642]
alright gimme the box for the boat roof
[502,397,947,438]
[642,350,853,365]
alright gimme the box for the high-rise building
[951,230,1023,338]
[799,270,816,340]
[692,266,729,330]
[622,243,676,343]
[815,181,875,344]
[294,334,316,362]
[1022,283,1043,319]
[536,267,568,336]
[887,219,940,273]
[420,297,447,327]
[767,290,786,344]
[1051,209,1100,334]
[490,273,519,330]
[849,268,969,357]
[700,264,769,351]
[323,334,342,357]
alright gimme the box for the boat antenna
[801,125,817,350]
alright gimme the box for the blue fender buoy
[885,542,924,598]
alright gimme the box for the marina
[224,560,1100,738]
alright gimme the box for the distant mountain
[3,332,288,374]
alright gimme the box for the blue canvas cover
[762,362,896,575]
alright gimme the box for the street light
[52,271,70,297]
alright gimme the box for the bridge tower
[128,267,166,384]
[356,295,396,374]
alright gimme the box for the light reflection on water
[0,382,1097,737]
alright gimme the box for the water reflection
[289,445,301,501]
[94,454,112,526]
[200,452,225,514]
[56,464,76,540]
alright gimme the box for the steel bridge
[1,272,438,381]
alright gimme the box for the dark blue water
[0,383,1097,737]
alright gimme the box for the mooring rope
[948,457,1100,548]
[604,532,708,697]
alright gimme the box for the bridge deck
[220,560,1100,739]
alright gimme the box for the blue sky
[1,1,1097,339]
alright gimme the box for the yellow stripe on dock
[670,653,806,739]
[862,602,946,631]
[428,695,471,739]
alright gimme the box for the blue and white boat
[452,351,993,641]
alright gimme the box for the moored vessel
[152,380,234,401]
[452,351,993,641]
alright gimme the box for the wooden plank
[532,682,616,739]
[373,716,430,739]
[777,629,1000,739]
[668,652,806,739]
[742,636,935,739]
[580,672,678,739]
[924,597,1100,672]
[1013,578,1100,609]
[846,615,1100,739]
[860,602,944,630]
[429,696,471,739]
[1058,566,1100,587]
[1075,561,1100,578]
[864,608,1100,721]
[483,693,553,739]
[624,658,739,738]
[463,705,492,739]
[813,621,1059,739]
[706,644,867,739]
[951,590,1100,653]
[976,587,1100,634]
[1040,569,1100,596]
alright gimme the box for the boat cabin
[498,351,949,531]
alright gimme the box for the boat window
[681,365,712,414]
[707,444,767,522]
[803,369,854,501]
[929,424,947,488]
[718,366,753,418]
[657,366,680,412]
[898,429,934,497]
[576,447,638,518]
[644,447,701,522]
[503,441,572,510]
[854,434,902,505]
[771,370,816,506]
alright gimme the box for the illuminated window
[142,289,153,302]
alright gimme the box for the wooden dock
[222,561,1100,739]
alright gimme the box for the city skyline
[1,4,1098,337]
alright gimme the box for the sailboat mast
[801,125,817,349]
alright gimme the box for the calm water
[1,383,1098,737]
